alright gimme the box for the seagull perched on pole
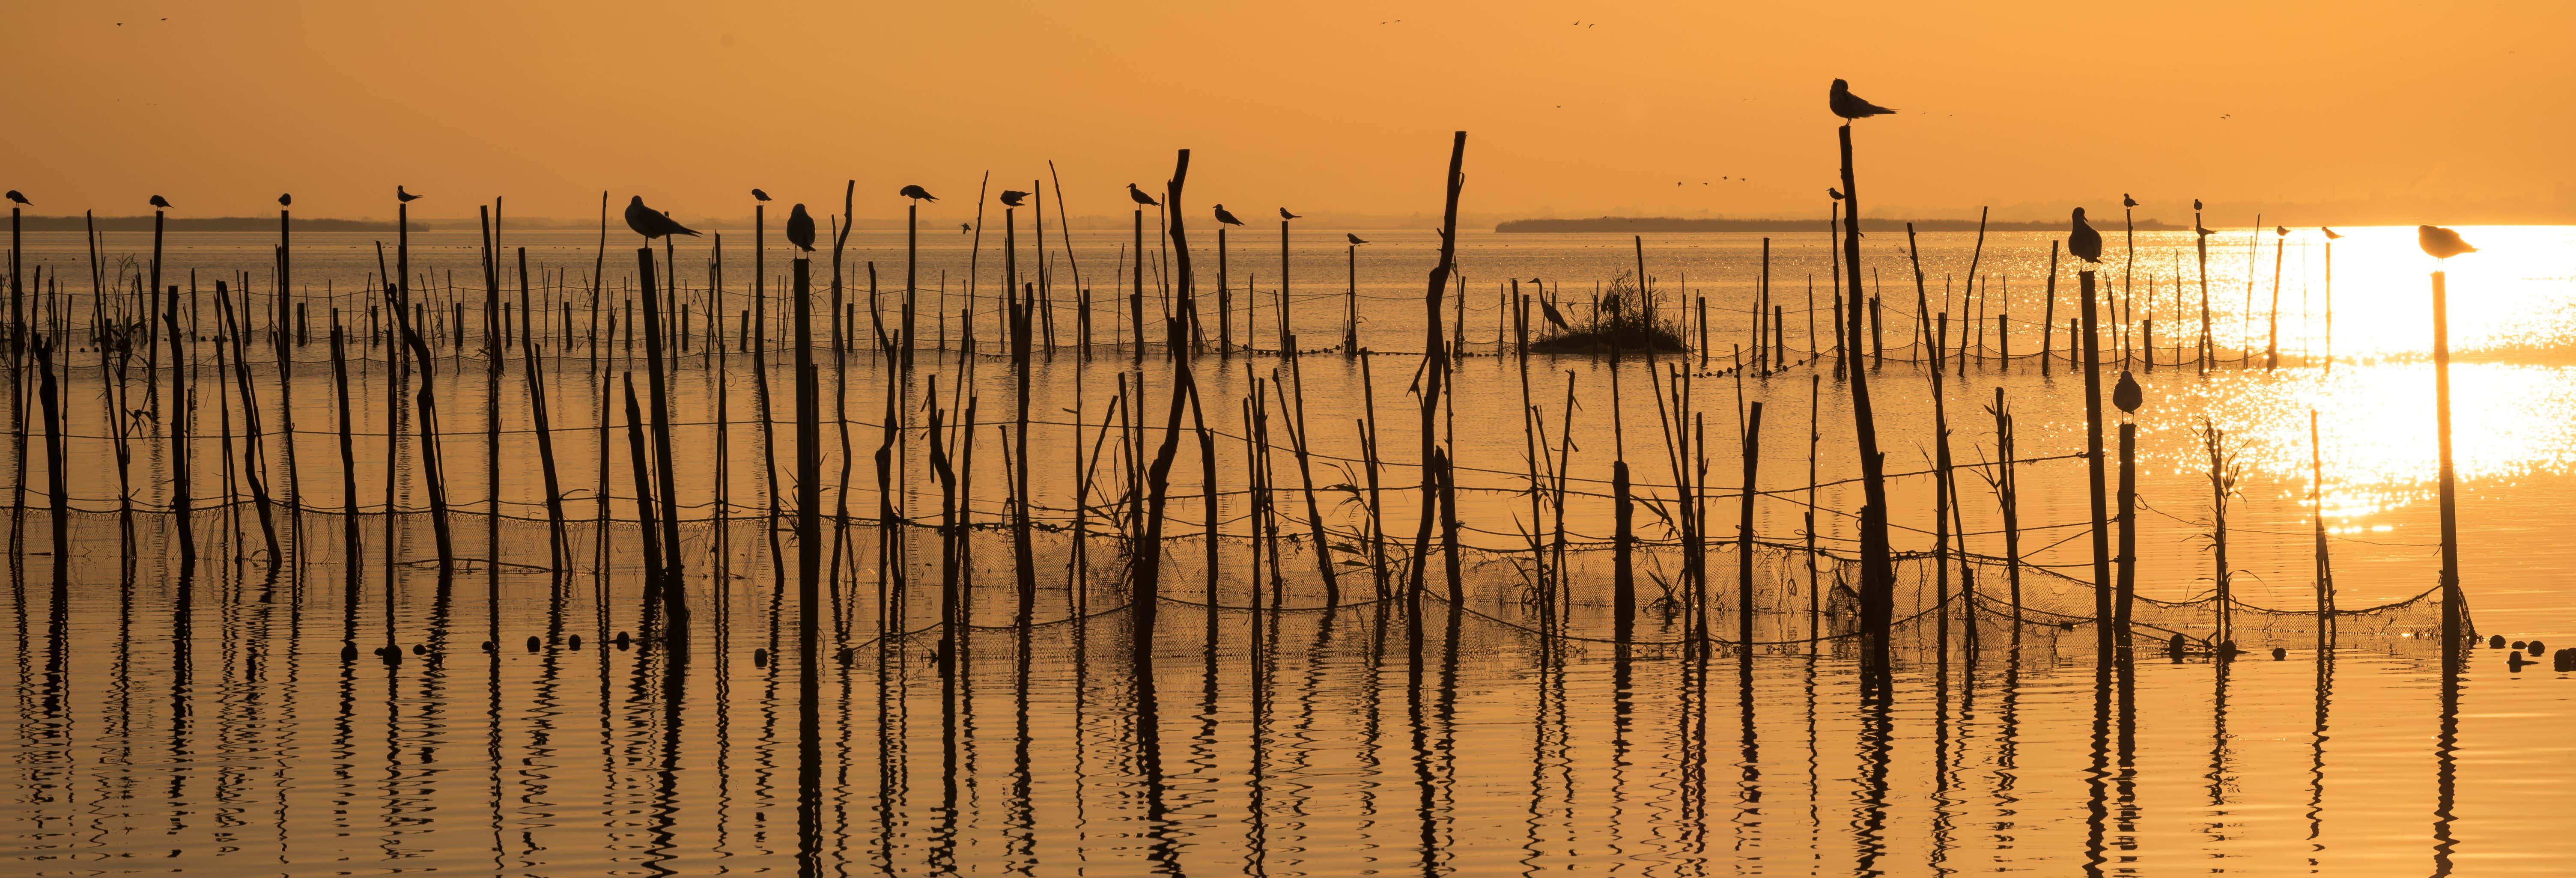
[2123,193,2138,208]
[1827,188,1844,200]
[900,185,937,202]
[2068,207,2104,263]
[149,195,172,209]
[2418,225,2475,259]
[6,190,29,206]
[397,185,422,202]
[1347,233,1368,245]
[2276,225,2289,237]
[1213,204,1245,226]
[1279,208,1300,220]
[751,188,772,202]
[785,204,817,252]
[1828,78,1896,120]
[1127,184,1160,208]
[2193,198,2204,211]
[2322,227,2342,240]
[999,190,1030,207]
[278,193,291,207]
[624,195,701,240]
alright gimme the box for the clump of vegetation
[1526,272,1687,355]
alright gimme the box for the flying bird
[999,190,1030,207]
[1214,204,1245,226]
[5,190,27,206]
[1347,233,1368,245]
[2068,207,2103,263]
[1539,300,1571,332]
[2123,193,2138,208]
[623,195,701,239]
[1279,208,1300,220]
[1828,78,1896,120]
[960,223,971,233]
[785,204,816,252]
[149,195,172,209]
[2113,371,2143,414]
[1827,188,1844,200]
[277,193,291,207]
[397,185,422,202]
[2418,225,2476,259]
[900,185,937,202]
[751,188,771,202]
[1127,184,1160,208]
[2321,226,2342,240]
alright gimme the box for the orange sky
[6,1,2571,226]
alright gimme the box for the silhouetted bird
[900,184,937,202]
[2113,371,2142,414]
[277,193,291,207]
[2275,225,2289,237]
[1347,233,1368,245]
[1539,300,1571,332]
[960,223,971,233]
[1127,184,1160,208]
[1214,204,1245,226]
[149,195,172,209]
[1827,188,1844,200]
[2418,225,2475,259]
[397,185,422,202]
[623,195,701,239]
[2123,193,2138,208]
[751,188,771,202]
[785,204,817,252]
[2068,208,2103,263]
[5,190,28,206]
[1279,208,1300,220]
[999,190,1030,207]
[2193,198,2204,211]
[1828,78,1895,120]
[2322,226,2343,240]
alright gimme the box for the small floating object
[2167,633,2188,659]
[526,636,542,653]
[2512,640,2527,651]
[567,634,583,650]
[2217,640,2241,661]
[480,640,495,652]
[2507,652,2533,671]
[2490,635,2507,649]
[2271,647,2287,660]
[340,645,358,661]
[835,646,856,665]
[614,631,632,650]
[2530,640,2547,656]
[411,643,427,655]
[752,648,769,668]
[2555,649,2575,673]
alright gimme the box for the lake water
[3,223,2572,875]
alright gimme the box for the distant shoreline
[1497,216,2183,233]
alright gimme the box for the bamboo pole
[635,246,686,641]
[331,321,361,660]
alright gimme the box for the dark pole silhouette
[2420,224,2475,663]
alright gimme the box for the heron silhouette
[1214,204,1245,226]
[752,188,771,202]
[785,204,817,252]
[900,185,937,202]
[1539,300,1572,332]
[1828,79,1895,120]
[1127,184,1160,208]
[1279,208,1300,220]
[2123,193,2139,208]
[2069,207,2104,263]
[277,193,291,207]
[624,196,701,239]
[397,185,422,202]
[5,190,28,206]
[1347,233,1368,245]
[2322,226,2342,240]
[999,190,1030,207]
[2418,225,2475,259]
[149,195,172,209]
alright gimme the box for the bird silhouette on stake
[900,185,937,202]
[785,204,817,252]
[1279,208,1300,220]
[751,188,771,202]
[1827,188,1844,200]
[2321,226,2342,240]
[2123,193,2139,208]
[624,195,700,240]
[1828,79,1895,120]
[277,193,291,207]
[1127,184,1160,208]
[397,185,422,202]
[2418,225,2475,259]
[149,195,172,209]
[2275,225,2289,237]
[2069,207,2104,263]
[1346,233,1368,245]
[6,190,29,206]
[999,190,1030,208]
[1213,204,1245,226]
[2114,371,2143,414]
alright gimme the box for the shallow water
[3,224,2572,875]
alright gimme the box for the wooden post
[1737,402,1763,650]
[2079,269,2111,655]
[2431,268,2465,655]
[2041,240,2060,370]
[635,246,687,639]
[2309,409,2335,630]
[1991,387,2022,622]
